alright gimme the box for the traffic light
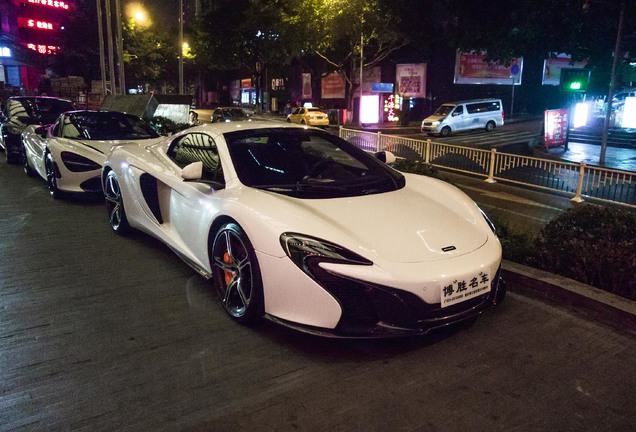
[559,68,590,92]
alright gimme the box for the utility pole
[115,0,125,95]
[179,0,184,94]
[96,0,107,96]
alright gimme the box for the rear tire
[485,121,496,132]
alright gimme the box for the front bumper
[268,267,505,338]
[421,123,441,134]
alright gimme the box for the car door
[450,105,467,131]
[160,131,226,269]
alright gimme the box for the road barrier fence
[339,127,636,208]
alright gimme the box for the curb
[502,260,636,335]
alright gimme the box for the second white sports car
[22,110,161,198]
[102,122,505,337]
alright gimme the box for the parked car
[210,107,252,123]
[0,96,76,164]
[101,121,505,337]
[286,107,330,127]
[22,110,161,198]
[421,99,504,136]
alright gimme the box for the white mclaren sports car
[102,122,505,337]
[22,110,161,198]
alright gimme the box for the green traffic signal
[560,68,590,92]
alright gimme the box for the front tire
[104,170,132,235]
[211,223,264,324]
[439,126,451,137]
[6,145,20,164]
[22,144,35,177]
[45,153,64,199]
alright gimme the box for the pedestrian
[189,110,199,125]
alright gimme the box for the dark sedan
[210,107,252,123]
[0,96,76,164]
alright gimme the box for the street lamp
[584,0,626,166]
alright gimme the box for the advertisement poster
[454,52,523,85]
[396,63,426,97]
[544,109,569,148]
[321,72,346,99]
[302,73,312,99]
[542,54,588,86]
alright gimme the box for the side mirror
[181,161,203,180]
[35,126,48,138]
[374,151,396,164]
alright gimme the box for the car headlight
[431,121,440,126]
[280,233,372,278]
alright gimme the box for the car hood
[250,176,488,264]
[424,114,448,123]
[72,138,160,155]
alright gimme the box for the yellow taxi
[286,107,330,127]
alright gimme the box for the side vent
[139,174,163,224]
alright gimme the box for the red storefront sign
[544,109,569,148]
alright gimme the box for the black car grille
[308,260,501,334]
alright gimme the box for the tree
[122,17,177,92]
[299,0,410,112]
[53,2,101,82]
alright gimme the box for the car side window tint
[61,116,82,138]
[168,133,223,182]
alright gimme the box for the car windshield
[433,105,454,116]
[224,128,405,198]
[68,112,160,140]
[8,98,75,121]
[223,108,246,118]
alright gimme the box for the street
[1,152,635,431]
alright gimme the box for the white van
[421,99,504,136]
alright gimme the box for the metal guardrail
[339,127,636,208]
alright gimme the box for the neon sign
[383,94,401,122]
[26,43,60,55]
[18,17,57,30]
[27,0,70,10]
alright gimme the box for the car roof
[185,120,314,135]
[8,96,74,103]
[443,99,502,105]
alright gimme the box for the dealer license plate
[440,271,491,308]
